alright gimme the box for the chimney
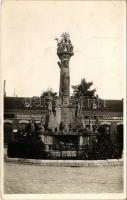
[4,80,6,97]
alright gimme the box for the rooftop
[4,96,123,112]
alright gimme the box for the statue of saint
[30,119,35,132]
[75,99,82,117]
[48,100,52,115]
[47,92,53,115]
[81,115,85,129]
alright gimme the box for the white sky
[1,1,126,99]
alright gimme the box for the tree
[41,88,58,99]
[71,78,98,99]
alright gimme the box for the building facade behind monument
[4,96,123,146]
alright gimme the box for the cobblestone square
[4,162,123,194]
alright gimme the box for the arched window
[19,120,29,131]
[100,122,111,136]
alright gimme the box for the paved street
[4,162,123,194]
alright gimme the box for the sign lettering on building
[22,97,106,109]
